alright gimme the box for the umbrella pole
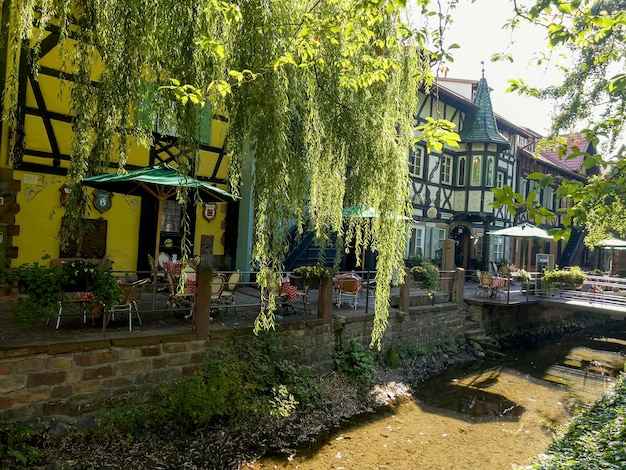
[155,198,165,263]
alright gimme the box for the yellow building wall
[13,170,143,272]
[3,25,231,272]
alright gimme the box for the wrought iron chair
[165,272,195,319]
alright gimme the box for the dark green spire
[460,75,509,147]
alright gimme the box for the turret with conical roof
[460,70,509,148]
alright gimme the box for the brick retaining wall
[0,320,338,424]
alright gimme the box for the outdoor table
[164,261,196,292]
[281,282,297,302]
[333,273,363,291]
[163,261,182,275]
[489,277,508,298]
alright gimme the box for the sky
[414,0,566,135]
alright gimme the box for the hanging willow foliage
[6,0,459,349]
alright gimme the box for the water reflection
[412,367,525,420]
[254,326,626,469]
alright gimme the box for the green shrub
[542,266,586,290]
[5,259,122,325]
[410,261,440,290]
[0,424,42,469]
[96,339,321,436]
[383,345,401,368]
[336,340,375,387]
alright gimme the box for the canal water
[253,324,626,469]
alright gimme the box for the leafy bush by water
[96,337,321,437]
[0,423,42,469]
[335,340,376,387]
[526,373,626,469]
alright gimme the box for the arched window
[486,156,495,187]
[471,155,482,186]
[457,157,466,186]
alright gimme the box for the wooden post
[453,267,465,304]
[195,265,213,339]
[317,271,334,323]
[399,267,410,313]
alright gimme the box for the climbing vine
[5,0,460,349]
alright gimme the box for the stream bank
[13,318,625,469]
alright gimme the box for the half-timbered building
[0,8,238,274]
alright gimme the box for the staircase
[464,317,504,358]
[558,228,585,267]
[284,230,337,272]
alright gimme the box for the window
[436,228,446,252]
[441,155,452,184]
[496,171,505,189]
[408,227,424,258]
[492,235,504,261]
[471,155,482,185]
[520,177,528,199]
[160,200,182,233]
[486,156,495,187]
[408,147,423,177]
[544,186,554,211]
[457,156,466,186]
[475,235,483,258]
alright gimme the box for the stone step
[464,327,486,337]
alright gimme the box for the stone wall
[334,302,466,353]
[0,319,337,424]
[466,299,599,337]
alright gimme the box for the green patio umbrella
[489,222,553,268]
[82,163,234,262]
[342,205,416,268]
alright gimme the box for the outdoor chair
[219,270,241,315]
[165,271,195,319]
[474,270,493,298]
[336,278,361,309]
[210,274,226,319]
[296,283,311,314]
[148,254,168,292]
[48,292,89,330]
[105,278,149,332]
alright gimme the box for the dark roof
[539,133,591,173]
[459,77,510,147]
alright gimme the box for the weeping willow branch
[6,0,453,349]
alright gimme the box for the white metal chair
[336,278,360,309]
[105,278,149,332]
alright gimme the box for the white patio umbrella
[489,222,553,268]
[598,237,626,274]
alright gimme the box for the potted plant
[292,264,333,288]
[5,260,123,324]
[410,262,440,290]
